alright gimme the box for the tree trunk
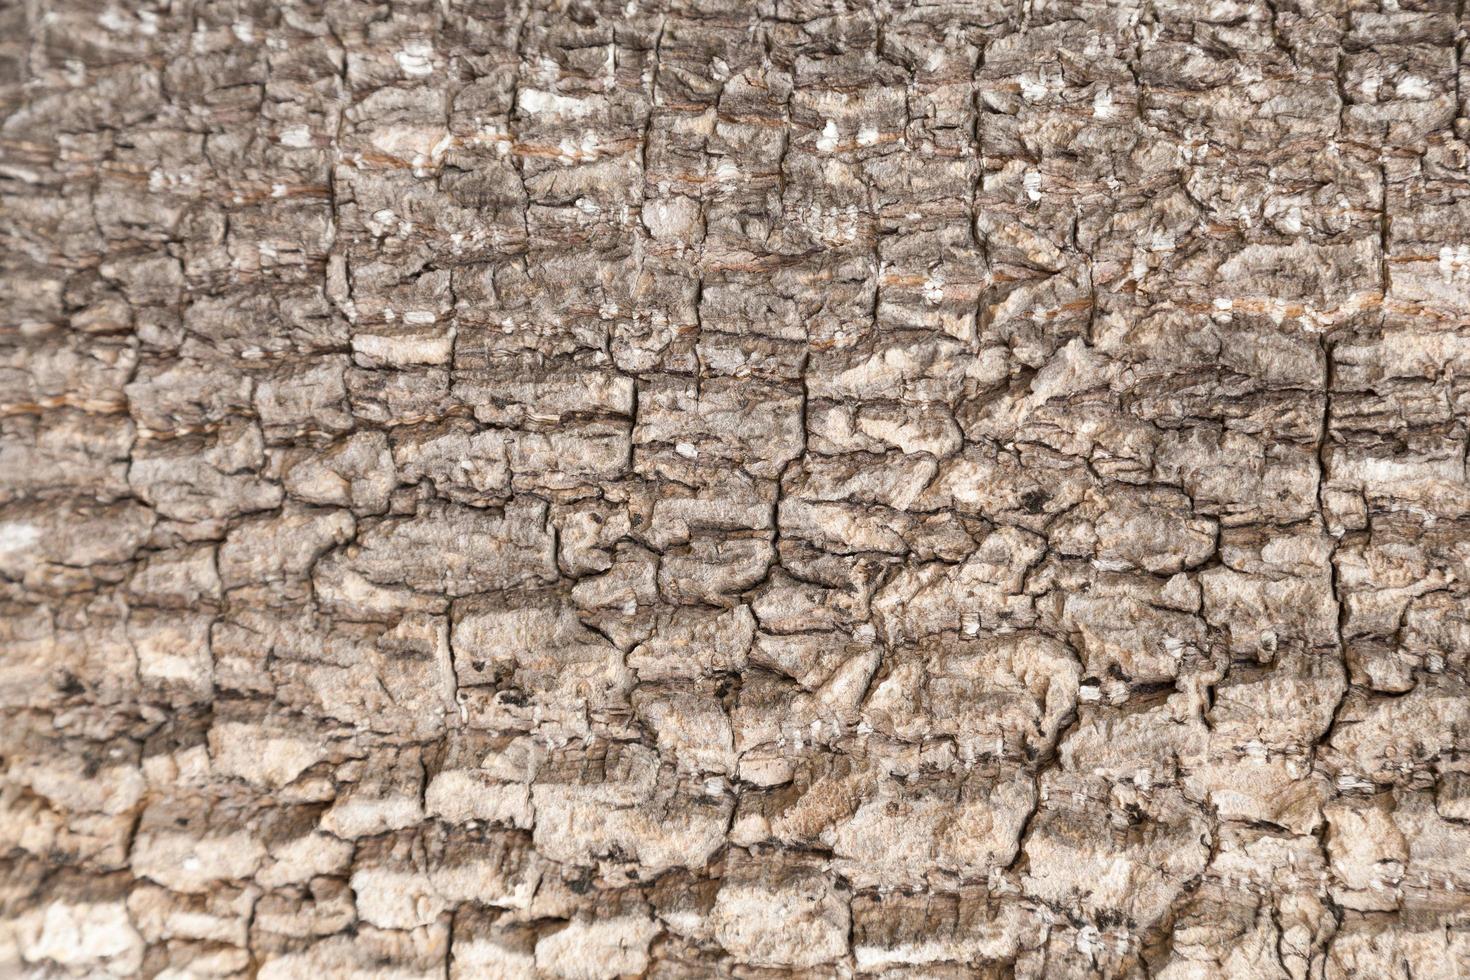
[3,0,1470,975]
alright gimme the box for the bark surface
[3,0,1470,976]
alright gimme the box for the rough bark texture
[3,0,1470,976]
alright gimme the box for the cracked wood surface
[3,0,1470,976]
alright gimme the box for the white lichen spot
[856,124,879,147]
[404,311,437,325]
[816,119,840,153]
[674,442,698,459]
[922,271,945,305]
[1023,169,1042,203]
[271,183,288,198]
[1267,297,1288,325]
[0,522,40,556]
[279,126,312,148]
[1019,73,1050,103]
[367,209,398,237]
[1439,244,1470,280]
[395,42,435,77]
[1395,75,1431,100]
[231,20,255,44]
[1277,205,1304,234]
[97,8,130,32]
[1148,231,1175,252]
[1092,88,1115,119]
[519,88,593,118]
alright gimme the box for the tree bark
[3,0,1470,976]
